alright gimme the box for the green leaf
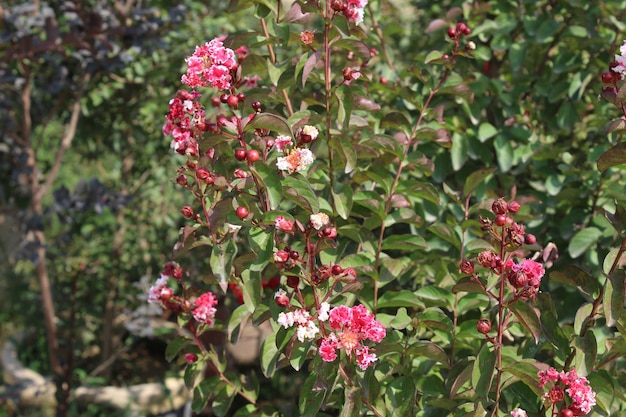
[472,344,496,398]
[299,371,326,417]
[332,186,353,220]
[282,175,319,213]
[425,50,444,64]
[463,167,497,198]
[605,270,625,327]
[568,227,602,259]
[478,123,497,142]
[212,379,237,417]
[501,362,542,397]
[390,307,412,330]
[165,338,187,363]
[260,333,279,378]
[382,234,428,251]
[574,303,593,334]
[408,340,449,365]
[192,377,221,412]
[244,112,293,137]
[451,133,469,171]
[574,331,597,377]
[598,142,626,172]
[494,135,514,172]
[210,238,238,284]
[550,266,600,298]
[377,290,424,309]
[508,300,542,343]
[385,377,416,415]
[251,163,282,210]
[289,342,310,371]
[415,286,454,309]
[228,304,251,344]
[428,222,462,250]
[536,293,570,360]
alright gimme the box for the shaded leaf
[244,112,293,137]
[550,266,600,298]
[463,167,497,198]
[377,290,425,309]
[568,227,602,259]
[598,142,626,172]
[509,300,542,343]
[472,344,496,398]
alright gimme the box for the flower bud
[321,226,338,239]
[196,167,211,182]
[176,174,188,186]
[476,318,491,335]
[508,200,520,213]
[286,275,300,288]
[460,259,475,275]
[495,214,507,226]
[332,264,343,275]
[184,353,198,364]
[274,250,290,264]
[477,250,497,268]
[525,234,537,245]
[181,206,194,219]
[274,289,290,307]
[492,198,508,215]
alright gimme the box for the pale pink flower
[274,216,294,232]
[276,309,319,342]
[510,408,527,417]
[147,274,170,305]
[192,292,218,326]
[318,302,330,322]
[276,148,314,173]
[274,135,293,151]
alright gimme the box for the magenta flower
[192,292,218,326]
[318,305,386,370]
[538,367,596,415]
[181,38,238,90]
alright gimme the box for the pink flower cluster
[162,90,204,156]
[505,258,545,299]
[318,305,386,370]
[274,215,294,233]
[182,38,238,90]
[192,292,218,326]
[538,367,596,415]
[510,409,527,417]
[341,0,368,25]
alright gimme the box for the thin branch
[35,72,91,202]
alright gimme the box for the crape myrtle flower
[538,367,596,415]
[318,304,386,370]
[182,38,238,90]
[192,291,218,326]
[510,409,527,417]
[276,148,314,173]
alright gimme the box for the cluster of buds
[447,22,472,40]
[479,198,536,249]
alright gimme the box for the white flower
[296,320,319,342]
[301,125,319,141]
[276,148,315,173]
[318,302,330,322]
[310,213,330,230]
[277,311,295,328]
[147,274,169,304]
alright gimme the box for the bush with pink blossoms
[148,3,626,417]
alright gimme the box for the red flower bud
[477,318,491,335]
[181,206,194,219]
[184,353,198,364]
[274,290,290,307]
[286,275,300,288]
[508,200,521,213]
[525,234,537,245]
[274,250,290,263]
[460,259,475,275]
[176,174,188,186]
[492,198,509,214]
[332,265,343,275]
[236,206,249,220]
